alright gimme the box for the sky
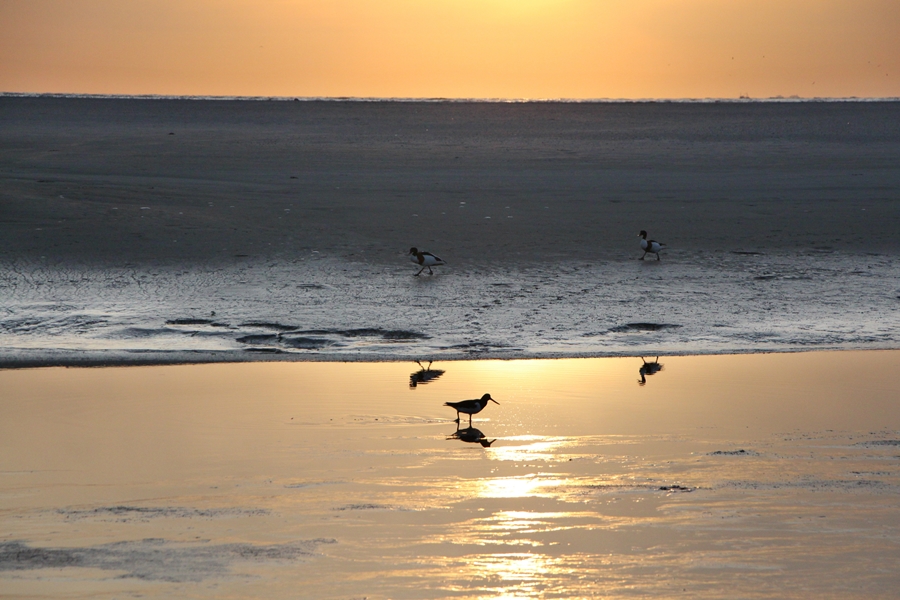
[1,0,898,99]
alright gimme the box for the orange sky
[1,0,898,99]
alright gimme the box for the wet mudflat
[2,351,899,598]
[3,98,900,366]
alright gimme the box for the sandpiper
[409,247,445,276]
[638,230,666,260]
[444,393,498,426]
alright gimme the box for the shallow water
[1,250,898,365]
[2,352,899,598]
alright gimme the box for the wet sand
[3,97,900,366]
[3,97,900,267]
[2,351,900,598]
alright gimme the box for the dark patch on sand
[609,323,681,333]
[709,449,760,456]
[57,506,269,521]
[659,485,693,493]
[722,478,891,492]
[334,503,393,511]
[443,341,509,352]
[854,440,900,447]
[166,318,230,328]
[280,336,336,350]
[732,251,765,255]
[343,328,428,340]
[240,321,299,331]
[235,327,429,352]
[236,334,280,344]
[0,538,334,582]
[299,328,428,340]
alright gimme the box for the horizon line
[3,92,900,104]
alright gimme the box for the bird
[408,247,445,276]
[638,230,665,260]
[444,393,499,426]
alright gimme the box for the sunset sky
[1,0,898,99]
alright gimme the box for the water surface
[2,351,899,598]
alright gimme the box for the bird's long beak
[490,398,500,405]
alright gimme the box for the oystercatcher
[638,231,665,260]
[409,247,445,276]
[444,393,498,426]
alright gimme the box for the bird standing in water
[444,393,498,426]
[638,230,665,260]
[409,247,445,276]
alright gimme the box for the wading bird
[444,393,498,426]
[409,247,445,276]
[638,230,665,260]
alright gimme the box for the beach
[2,97,900,365]
[2,97,900,597]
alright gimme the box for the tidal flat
[2,351,899,598]
[3,98,900,365]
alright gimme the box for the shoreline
[3,346,898,371]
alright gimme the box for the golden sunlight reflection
[461,552,575,598]
[488,436,571,462]
[473,475,567,499]
[479,511,594,537]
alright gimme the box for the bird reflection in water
[449,426,496,448]
[409,360,445,388]
[638,356,664,385]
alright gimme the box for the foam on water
[1,250,898,366]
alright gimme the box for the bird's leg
[454,412,460,424]
[428,267,434,275]
[468,414,473,426]
[640,252,646,260]
[415,267,425,276]
[656,253,660,261]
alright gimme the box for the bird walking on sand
[409,247,445,276]
[638,230,665,260]
[445,393,499,426]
